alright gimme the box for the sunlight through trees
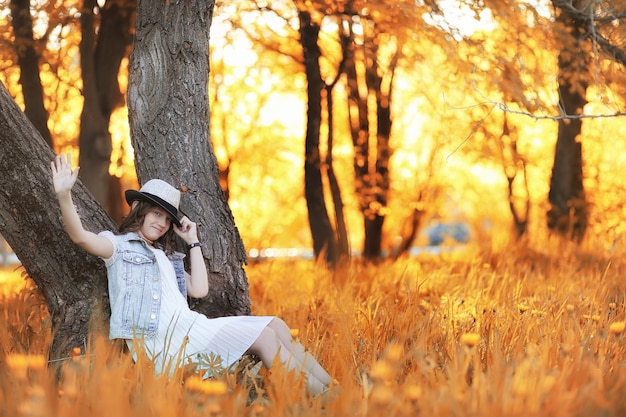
[1,0,626,255]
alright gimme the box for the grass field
[0,239,625,416]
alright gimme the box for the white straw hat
[125,179,183,227]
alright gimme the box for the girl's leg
[246,325,328,395]
[266,318,332,386]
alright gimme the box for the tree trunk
[363,42,394,260]
[77,0,114,206]
[346,25,395,261]
[95,0,134,121]
[0,80,116,359]
[298,10,338,265]
[325,23,353,263]
[9,0,52,147]
[345,37,371,256]
[128,0,250,317]
[500,117,529,239]
[548,1,589,241]
[325,85,350,261]
[95,0,135,218]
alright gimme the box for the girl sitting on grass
[51,153,333,396]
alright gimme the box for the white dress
[124,245,273,376]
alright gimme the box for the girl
[51,153,332,396]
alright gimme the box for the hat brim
[125,190,183,227]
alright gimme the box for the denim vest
[99,231,187,340]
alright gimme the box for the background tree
[223,0,348,264]
[341,2,403,261]
[298,9,340,264]
[297,0,426,261]
[468,0,626,242]
[547,0,590,241]
[205,2,312,251]
[545,0,626,241]
[3,0,136,219]
[240,0,432,262]
[497,116,530,239]
[9,0,52,146]
[78,0,134,213]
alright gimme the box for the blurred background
[1,0,625,264]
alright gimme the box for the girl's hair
[119,200,176,253]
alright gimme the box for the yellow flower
[6,354,46,372]
[370,384,394,404]
[542,375,557,391]
[518,303,529,313]
[6,354,46,383]
[404,384,422,401]
[460,333,480,347]
[385,343,404,362]
[609,321,625,334]
[419,299,432,311]
[185,376,228,396]
[370,360,394,381]
[290,328,299,338]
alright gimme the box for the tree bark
[9,0,52,147]
[128,0,250,317]
[298,10,338,265]
[548,0,589,241]
[0,80,115,359]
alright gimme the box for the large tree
[0,0,250,359]
[0,81,113,358]
[127,0,250,318]
[544,0,589,241]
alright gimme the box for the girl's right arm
[52,153,114,259]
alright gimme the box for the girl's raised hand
[174,216,199,245]
[51,153,80,194]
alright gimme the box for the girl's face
[137,206,173,243]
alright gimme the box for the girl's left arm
[185,244,209,298]
[174,217,209,298]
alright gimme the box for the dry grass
[1,240,626,416]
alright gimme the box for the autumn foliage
[2,1,626,414]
